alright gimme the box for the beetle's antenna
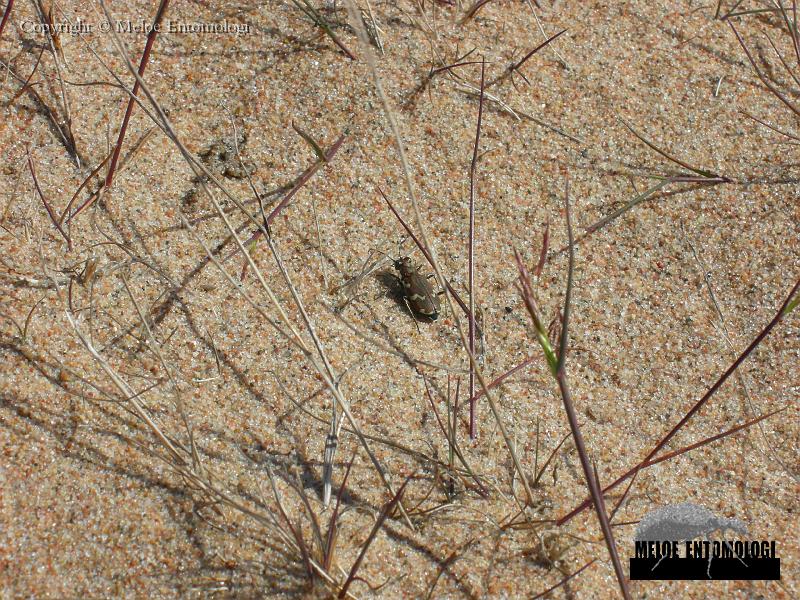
[370,247,396,263]
[331,247,397,312]
[397,235,409,256]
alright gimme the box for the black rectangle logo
[630,557,780,580]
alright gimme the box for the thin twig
[422,375,489,495]
[60,151,112,225]
[235,133,347,269]
[97,0,411,529]
[338,478,410,598]
[532,219,549,278]
[291,0,356,60]
[730,21,800,118]
[526,0,568,68]
[465,354,537,407]
[238,132,345,278]
[468,58,484,438]
[0,0,14,40]
[558,277,800,525]
[103,0,170,194]
[488,29,567,88]
[620,118,728,180]
[26,147,71,250]
[344,0,536,507]
[379,189,478,333]
[460,0,494,23]
[531,559,598,599]
[552,183,630,599]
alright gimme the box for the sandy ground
[0,0,798,598]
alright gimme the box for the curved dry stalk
[619,118,728,180]
[26,147,72,250]
[68,309,347,592]
[30,0,79,166]
[343,0,536,508]
[119,275,201,470]
[260,229,340,509]
[66,312,187,464]
[730,21,800,118]
[460,0,494,23]
[96,0,413,529]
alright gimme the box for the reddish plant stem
[465,354,537,411]
[0,0,14,40]
[60,151,112,224]
[238,132,346,247]
[337,478,409,599]
[429,60,482,77]
[509,29,567,74]
[379,188,477,328]
[461,0,494,22]
[558,277,800,526]
[103,0,170,194]
[237,133,346,280]
[639,408,784,470]
[534,220,549,277]
[468,58,484,438]
[266,134,346,225]
[553,184,630,599]
[27,147,71,250]
[531,559,597,599]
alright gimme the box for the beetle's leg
[402,297,421,333]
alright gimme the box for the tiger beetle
[393,256,441,321]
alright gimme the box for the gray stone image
[635,502,748,543]
[635,502,749,578]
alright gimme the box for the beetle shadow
[375,269,408,313]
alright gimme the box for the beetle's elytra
[394,256,440,320]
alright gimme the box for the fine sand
[1,1,798,598]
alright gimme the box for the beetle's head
[393,256,412,270]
